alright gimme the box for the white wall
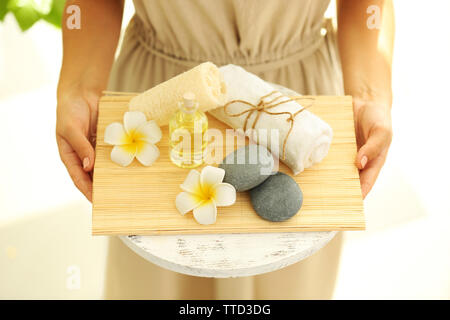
[333,0,450,299]
[0,1,135,299]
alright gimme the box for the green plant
[0,0,66,31]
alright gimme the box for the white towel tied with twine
[209,64,333,175]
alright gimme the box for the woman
[56,0,394,299]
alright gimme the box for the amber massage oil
[169,92,208,168]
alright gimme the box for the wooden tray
[92,95,364,235]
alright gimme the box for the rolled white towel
[208,64,333,175]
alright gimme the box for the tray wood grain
[92,95,364,235]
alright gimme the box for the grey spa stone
[249,172,303,222]
[219,144,274,192]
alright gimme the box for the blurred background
[1,0,449,299]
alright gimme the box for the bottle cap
[183,92,196,109]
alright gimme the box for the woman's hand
[56,89,99,201]
[337,0,395,198]
[55,0,123,200]
[353,98,392,198]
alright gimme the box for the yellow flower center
[122,129,146,154]
[193,182,217,203]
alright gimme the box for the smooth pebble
[219,144,274,192]
[249,172,303,222]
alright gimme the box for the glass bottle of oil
[169,92,208,168]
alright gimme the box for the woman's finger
[356,125,392,170]
[57,135,93,201]
[64,125,95,172]
[359,151,387,198]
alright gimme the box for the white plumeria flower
[104,111,162,167]
[176,166,236,225]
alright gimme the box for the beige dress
[106,0,344,299]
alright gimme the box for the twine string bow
[222,91,315,160]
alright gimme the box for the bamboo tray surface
[93,95,364,235]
